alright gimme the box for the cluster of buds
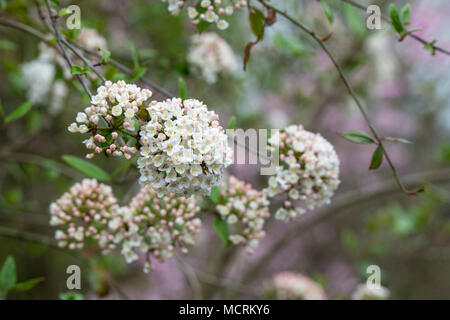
[262,125,340,221]
[67,80,153,160]
[188,33,237,83]
[49,179,120,252]
[138,98,232,197]
[265,272,327,300]
[121,186,202,272]
[163,0,247,30]
[216,176,270,253]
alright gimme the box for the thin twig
[341,0,450,56]
[44,0,92,98]
[258,0,423,195]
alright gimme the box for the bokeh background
[0,0,449,299]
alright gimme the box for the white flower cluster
[49,179,120,251]
[138,98,232,197]
[21,44,69,114]
[68,80,153,159]
[119,186,202,272]
[163,0,247,30]
[351,284,390,300]
[78,27,108,51]
[188,33,238,83]
[262,125,340,222]
[216,176,270,253]
[267,272,327,300]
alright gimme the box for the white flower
[111,105,122,117]
[263,125,340,221]
[217,20,229,30]
[138,98,232,197]
[188,33,237,83]
[76,112,88,123]
[188,7,198,19]
[68,123,78,133]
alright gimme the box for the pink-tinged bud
[86,153,94,159]
[125,154,132,160]
[112,132,118,139]
[106,115,112,121]
[123,122,130,128]
[106,149,112,155]
[110,144,116,151]
[95,147,102,153]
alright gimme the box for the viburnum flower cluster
[266,272,327,300]
[188,33,238,83]
[50,181,202,273]
[138,97,232,197]
[20,44,69,114]
[162,0,247,30]
[49,179,120,251]
[120,186,202,272]
[68,80,152,160]
[216,176,270,252]
[262,125,340,222]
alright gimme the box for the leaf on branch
[369,146,383,170]
[10,277,44,292]
[227,116,237,130]
[0,256,17,292]
[61,155,111,181]
[400,3,411,26]
[100,49,111,65]
[5,101,33,123]
[320,0,334,24]
[341,130,375,144]
[384,137,413,144]
[249,8,265,39]
[389,3,405,34]
[58,8,70,17]
[71,65,91,76]
[209,186,221,204]
[178,77,187,100]
[214,217,231,246]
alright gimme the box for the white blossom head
[216,176,270,253]
[68,80,152,160]
[266,272,327,300]
[137,97,232,197]
[49,179,120,252]
[263,125,340,221]
[162,0,247,30]
[188,33,237,83]
[351,284,390,300]
[121,186,202,271]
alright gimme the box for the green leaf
[58,8,70,16]
[0,256,17,291]
[249,9,265,39]
[385,137,413,144]
[196,20,211,34]
[100,49,111,65]
[320,0,334,23]
[369,146,383,170]
[5,101,33,123]
[400,4,411,26]
[70,65,90,75]
[389,3,405,34]
[227,116,237,130]
[10,277,44,292]
[61,155,111,181]
[60,291,84,300]
[342,2,367,38]
[129,42,139,68]
[131,67,147,81]
[341,130,375,144]
[209,186,221,204]
[214,217,230,245]
[178,77,187,100]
